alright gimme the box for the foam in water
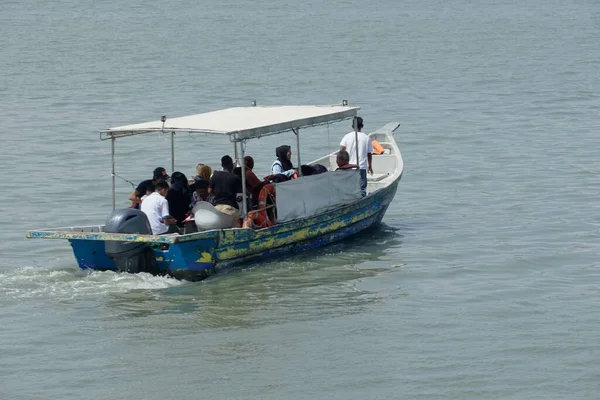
[0,266,185,300]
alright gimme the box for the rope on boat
[112,173,137,188]
[246,203,275,216]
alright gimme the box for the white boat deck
[310,126,403,195]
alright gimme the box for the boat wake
[0,265,184,301]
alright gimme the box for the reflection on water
[105,224,405,329]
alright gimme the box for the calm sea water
[1,0,599,398]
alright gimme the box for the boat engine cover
[104,209,152,255]
[104,209,158,274]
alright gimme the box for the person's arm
[130,180,149,204]
[246,169,263,189]
[208,175,215,195]
[128,189,141,203]
[340,134,347,151]
[160,200,176,225]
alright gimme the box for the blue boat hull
[66,178,399,281]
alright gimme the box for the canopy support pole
[239,140,248,220]
[171,131,175,173]
[293,128,302,177]
[233,141,239,167]
[352,117,360,171]
[111,136,116,210]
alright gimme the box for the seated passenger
[271,145,296,178]
[140,181,177,235]
[335,150,358,170]
[209,155,243,228]
[129,167,170,209]
[198,164,212,181]
[140,183,155,202]
[166,172,192,226]
[190,164,212,184]
[191,179,212,207]
[233,156,264,206]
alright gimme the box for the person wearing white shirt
[340,117,373,196]
[140,181,177,235]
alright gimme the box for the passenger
[140,182,155,202]
[191,179,211,206]
[340,117,373,196]
[209,155,243,228]
[128,167,170,209]
[271,145,296,178]
[335,150,358,170]
[195,164,212,182]
[140,181,177,235]
[188,164,212,185]
[166,171,192,227]
[193,163,205,180]
[233,156,264,206]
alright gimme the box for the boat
[26,103,404,281]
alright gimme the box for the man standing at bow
[340,117,373,196]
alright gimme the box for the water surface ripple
[1,0,599,398]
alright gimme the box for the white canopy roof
[103,105,360,141]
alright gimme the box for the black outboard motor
[104,209,158,275]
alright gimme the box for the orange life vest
[372,140,385,155]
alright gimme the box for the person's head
[155,181,170,197]
[244,156,254,170]
[276,145,291,161]
[221,155,234,172]
[170,171,189,192]
[275,145,294,171]
[153,167,169,182]
[195,163,205,176]
[193,179,209,199]
[352,116,364,131]
[337,150,350,168]
[198,164,212,181]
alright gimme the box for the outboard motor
[104,209,158,274]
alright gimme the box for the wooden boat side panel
[215,196,383,262]
[211,179,399,269]
[57,178,399,281]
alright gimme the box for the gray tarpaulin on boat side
[275,170,362,223]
